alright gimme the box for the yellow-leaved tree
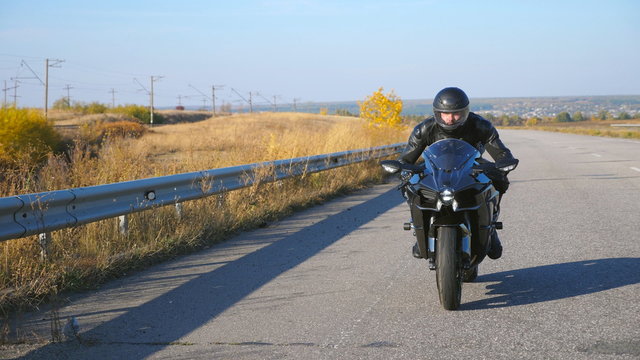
[358,87,404,129]
[0,107,61,168]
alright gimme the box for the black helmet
[433,87,470,131]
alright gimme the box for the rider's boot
[487,193,504,260]
[487,229,503,260]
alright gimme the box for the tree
[572,111,585,122]
[358,87,403,128]
[597,110,610,120]
[617,112,632,120]
[335,109,356,117]
[53,96,71,110]
[555,112,572,122]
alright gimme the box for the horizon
[2,1,639,108]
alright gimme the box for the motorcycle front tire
[435,226,462,310]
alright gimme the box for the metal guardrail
[0,143,405,242]
[610,124,640,127]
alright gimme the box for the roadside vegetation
[482,111,640,139]
[0,94,409,317]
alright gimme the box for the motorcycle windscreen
[422,139,479,172]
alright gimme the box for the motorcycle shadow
[461,258,640,310]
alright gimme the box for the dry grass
[0,112,408,314]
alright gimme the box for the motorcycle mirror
[380,160,401,174]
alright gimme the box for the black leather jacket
[398,112,515,164]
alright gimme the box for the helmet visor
[434,107,469,130]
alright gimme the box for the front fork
[426,221,472,271]
[408,202,472,271]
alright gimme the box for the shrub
[0,107,61,168]
[85,102,108,115]
[525,117,540,126]
[80,120,147,144]
[335,109,357,117]
[358,87,404,129]
[108,104,164,124]
[98,121,147,139]
[52,97,71,110]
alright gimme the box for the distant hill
[164,95,640,118]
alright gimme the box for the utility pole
[44,58,65,118]
[109,88,116,107]
[293,98,301,112]
[230,88,253,113]
[12,80,19,107]
[2,80,8,106]
[3,80,19,107]
[211,85,224,117]
[63,84,73,108]
[136,76,162,126]
[211,85,216,117]
[188,84,209,113]
[257,92,278,112]
[150,76,163,126]
[11,60,43,108]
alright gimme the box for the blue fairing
[413,139,481,192]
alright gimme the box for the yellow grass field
[0,112,409,315]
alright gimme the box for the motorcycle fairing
[409,139,495,212]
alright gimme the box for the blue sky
[1,0,639,108]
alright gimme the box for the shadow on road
[19,186,404,359]
[462,258,640,310]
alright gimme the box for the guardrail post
[118,215,129,236]
[175,203,183,219]
[38,233,50,262]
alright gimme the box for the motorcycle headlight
[440,189,454,205]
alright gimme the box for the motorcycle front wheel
[435,226,462,310]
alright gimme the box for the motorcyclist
[398,87,518,260]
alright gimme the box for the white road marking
[591,153,602,157]
[631,167,640,173]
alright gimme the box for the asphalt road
[3,129,640,359]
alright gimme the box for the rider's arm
[398,120,429,164]
[480,120,516,163]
